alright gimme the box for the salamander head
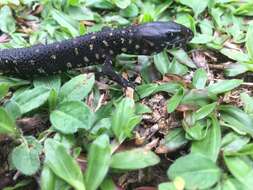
[133,21,193,53]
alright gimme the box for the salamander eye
[180,27,194,41]
[166,32,175,41]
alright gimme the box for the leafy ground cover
[0,0,253,189]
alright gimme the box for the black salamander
[0,21,193,87]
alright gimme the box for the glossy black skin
[0,21,193,76]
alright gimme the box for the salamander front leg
[102,58,135,88]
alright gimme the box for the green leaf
[179,0,208,17]
[161,128,188,151]
[136,83,181,99]
[220,48,249,62]
[85,134,111,190]
[0,76,29,88]
[224,156,253,189]
[113,0,131,9]
[50,101,94,134]
[0,6,16,33]
[11,143,40,175]
[234,3,253,16]
[44,139,85,190]
[184,120,208,141]
[59,74,95,102]
[48,89,58,112]
[199,19,213,35]
[85,0,114,9]
[170,49,196,68]
[207,80,243,95]
[33,75,61,92]
[41,165,56,190]
[181,89,210,106]
[0,83,9,100]
[110,148,160,170]
[246,24,253,60]
[225,63,248,77]
[194,102,217,120]
[51,9,79,37]
[135,103,152,114]
[168,153,221,189]
[120,4,139,18]
[221,132,250,154]
[191,116,221,162]
[158,177,185,190]
[111,98,141,142]
[12,86,50,114]
[100,178,117,190]
[90,118,111,135]
[192,68,207,89]
[167,88,184,113]
[154,50,170,75]
[225,143,253,156]
[0,107,18,136]
[158,182,176,190]
[191,33,213,44]
[222,177,248,190]
[4,100,22,120]
[241,93,253,115]
[219,105,253,137]
[167,58,188,76]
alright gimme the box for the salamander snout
[134,21,193,53]
[179,25,194,42]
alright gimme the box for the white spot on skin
[13,60,17,65]
[135,45,140,49]
[109,50,114,55]
[5,60,8,63]
[38,68,46,73]
[56,44,60,48]
[102,54,106,58]
[35,49,40,53]
[95,54,100,60]
[89,44,94,51]
[128,40,132,44]
[113,41,117,44]
[120,38,125,44]
[109,33,113,36]
[121,48,127,52]
[66,62,72,68]
[91,36,96,39]
[73,40,78,44]
[30,60,35,65]
[122,30,126,34]
[51,55,57,59]
[102,40,109,47]
[142,49,148,54]
[14,67,19,73]
[84,57,89,62]
[74,48,79,55]
[149,42,155,47]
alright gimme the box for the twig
[208,64,225,70]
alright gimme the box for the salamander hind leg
[102,57,135,88]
